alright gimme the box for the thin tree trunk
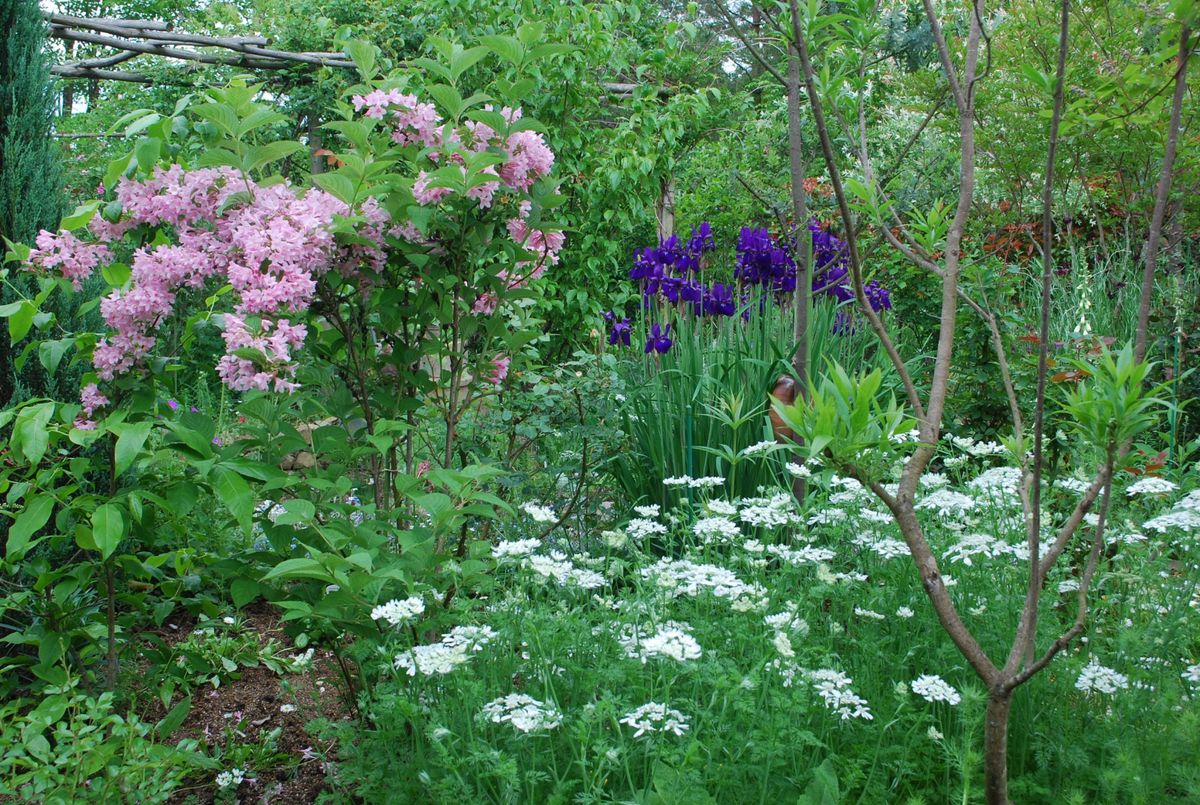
[786,51,811,392]
[1134,23,1191,362]
[655,175,676,242]
[307,109,325,175]
[983,691,1013,805]
[785,36,812,502]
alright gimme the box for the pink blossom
[80,383,109,416]
[216,314,308,393]
[500,130,554,191]
[351,88,409,119]
[413,171,455,205]
[25,229,111,289]
[487,355,510,385]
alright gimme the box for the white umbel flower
[1075,658,1129,694]
[371,595,426,626]
[620,702,689,737]
[481,693,562,732]
[911,674,962,705]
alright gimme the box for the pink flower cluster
[27,164,387,411]
[25,229,111,290]
[216,314,308,393]
[348,92,565,314]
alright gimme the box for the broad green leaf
[211,465,253,536]
[134,137,162,172]
[101,261,131,288]
[274,498,315,525]
[247,140,306,174]
[313,172,356,204]
[91,502,127,560]
[37,339,71,376]
[13,401,55,465]
[60,201,101,231]
[343,40,378,79]
[7,494,55,559]
[8,301,35,342]
[262,557,333,582]
[112,420,154,476]
[479,35,524,65]
[190,103,239,137]
[156,695,192,738]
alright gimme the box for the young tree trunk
[655,174,676,242]
[786,51,811,392]
[983,691,1013,805]
[1134,22,1192,362]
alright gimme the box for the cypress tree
[0,0,66,405]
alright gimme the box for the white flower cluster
[216,768,246,789]
[634,504,661,517]
[1056,476,1092,494]
[1182,663,1200,685]
[480,693,562,732]
[620,702,689,737]
[915,489,976,517]
[949,436,1007,457]
[767,544,836,565]
[492,538,541,560]
[693,516,741,544]
[967,466,1023,498]
[854,607,886,621]
[627,517,668,540]
[664,475,725,489]
[706,499,739,517]
[615,621,703,664]
[521,502,556,523]
[640,557,768,610]
[1075,658,1130,694]
[808,669,873,720]
[1143,490,1200,533]
[943,532,1024,566]
[740,440,778,457]
[851,532,909,560]
[394,625,498,676]
[739,492,803,529]
[785,462,813,479]
[1125,477,1177,497]
[764,609,810,636]
[525,550,606,590]
[371,595,426,627]
[911,674,962,705]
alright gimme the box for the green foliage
[1061,344,1171,459]
[0,683,209,803]
[777,361,918,482]
[611,296,896,507]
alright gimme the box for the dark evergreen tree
[0,0,66,405]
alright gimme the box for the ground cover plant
[1,0,1198,803]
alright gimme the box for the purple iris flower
[605,311,632,346]
[644,323,673,354]
[865,280,892,312]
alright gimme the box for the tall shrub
[0,0,65,405]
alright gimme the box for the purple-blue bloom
[645,323,673,354]
[605,311,632,346]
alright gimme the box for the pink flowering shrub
[19,60,565,448]
[24,165,384,421]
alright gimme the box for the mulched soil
[133,603,354,804]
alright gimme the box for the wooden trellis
[45,13,658,99]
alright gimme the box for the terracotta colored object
[768,375,798,443]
